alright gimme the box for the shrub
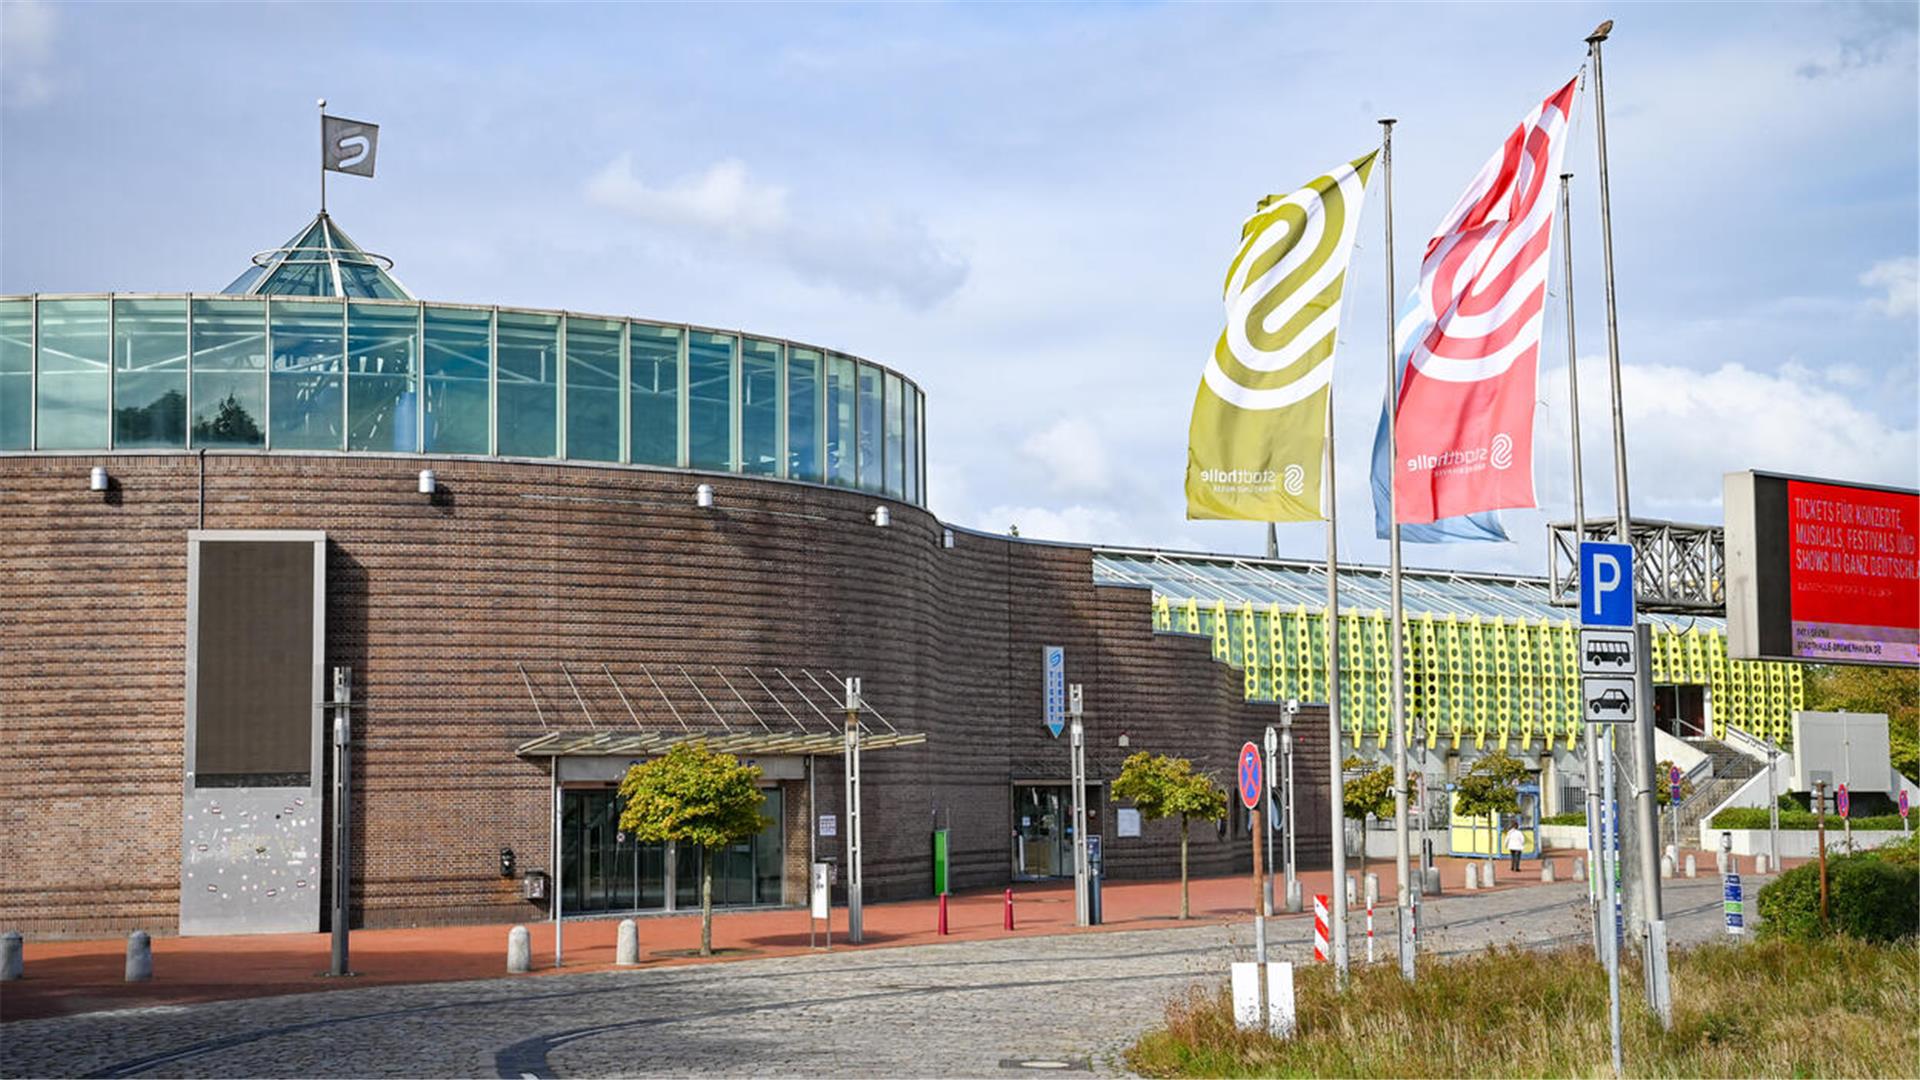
[1542,811,1587,826]
[1708,807,1907,831]
[1756,842,1920,944]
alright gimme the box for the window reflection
[629,324,680,467]
[565,316,621,462]
[497,311,558,458]
[113,299,189,449]
[687,332,734,471]
[902,384,919,505]
[191,299,266,448]
[884,371,905,500]
[741,338,780,477]
[35,299,110,450]
[268,300,345,451]
[787,347,822,483]
[856,363,882,493]
[423,307,490,455]
[826,355,857,488]
[347,302,418,452]
[0,301,29,450]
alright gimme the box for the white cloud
[1861,256,1918,318]
[1,0,58,109]
[1019,416,1111,497]
[585,154,967,309]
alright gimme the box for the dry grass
[1125,938,1920,1078]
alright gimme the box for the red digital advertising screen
[1786,479,1920,665]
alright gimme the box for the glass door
[1014,786,1065,879]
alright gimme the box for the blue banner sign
[1044,646,1066,738]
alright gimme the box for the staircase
[1675,736,1762,837]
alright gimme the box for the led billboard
[1725,471,1918,666]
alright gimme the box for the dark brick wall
[0,452,1331,935]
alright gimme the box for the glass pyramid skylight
[222,213,411,299]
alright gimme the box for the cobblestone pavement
[0,876,1757,1079]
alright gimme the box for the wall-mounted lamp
[89,466,109,493]
[499,846,516,878]
[1117,730,1130,749]
[417,469,437,495]
[871,505,891,528]
[695,483,715,509]
[942,527,955,549]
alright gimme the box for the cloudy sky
[3,1,1914,575]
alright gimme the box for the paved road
[0,877,1754,1079]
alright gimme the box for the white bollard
[1364,873,1380,907]
[1540,860,1556,883]
[1285,878,1302,913]
[1,931,21,981]
[1464,863,1479,891]
[616,919,639,966]
[507,925,531,973]
[1483,860,1495,886]
[1660,855,1674,879]
[1573,856,1586,882]
[1345,874,1358,906]
[1423,866,1443,895]
[125,931,152,982]
[1755,854,1770,874]
[1684,854,1697,879]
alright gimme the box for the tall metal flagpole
[1589,19,1670,1027]
[1324,369,1350,986]
[318,98,328,214]
[1562,170,1604,965]
[1380,117,1413,983]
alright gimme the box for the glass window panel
[754,787,784,904]
[268,299,344,451]
[34,299,109,450]
[339,262,407,300]
[856,362,882,493]
[112,298,188,449]
[1,300,35,449]
[902,382,918,505]
[496,311,559,459]
[190,299,266,448]
[786,347,822,483]
[565,316,621,462]
[346,302,419,452]
[741,338,780,477]
[422,306,490,455]
[687,331,734,471]
[826,355,856,487]
[916,391,927,505]
[884,371,905,500]
[629,324,680,466]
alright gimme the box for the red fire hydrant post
[1004,887,1015,931]
[937,892,949,936]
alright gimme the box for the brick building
[0,215,1331,937]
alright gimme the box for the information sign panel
[1581,675,1638,723]
[1670,765,1683,803]
[1901,790,1910,819]
[1579,628,1637,675]
[1723,873,1744,934]
[1044,645,1067,737]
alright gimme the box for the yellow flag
[1187,153,1377,521]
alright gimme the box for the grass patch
[1125,938,1919,1078]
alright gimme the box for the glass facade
[0,295,926,507]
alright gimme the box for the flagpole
[318,98,328,215]
[1589,19,1670,1027]
[1379,117,1414,983]
[1562,170,1605,965]
[1324,390,1349,988]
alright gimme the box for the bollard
[1684,854,1697,879]
[1483,860,1495,886]
[507,925,532,973]
[1,931,21,981]
[937,893,949,936]
[1345,874,1358,906]
[1464,863,1479,891]
[1573,855,1586,882]
[1540,860,1556,884]
[1285,878,1303,913]
[125,931,152,982]
[616,919,639,966]
[1003,888,1015,931]
[1423,866,1442,895]
[1660,855,1674,879]
[1364,872,1379,907]
[1755,853,1770,874]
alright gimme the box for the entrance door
[1014,786,1065,878]
[560,789,659,914]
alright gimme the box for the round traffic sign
[1238,742,1263,809]
[1900,789,1910,818]
[1837,784,1850,819]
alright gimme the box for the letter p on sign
[1580,542,1635,628]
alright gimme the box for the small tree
[1454,751,1529,861]
[1111,751,1227,919]
[1343,756,1396,884]
[618,743,769,955]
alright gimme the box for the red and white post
[1312,894,1330,963]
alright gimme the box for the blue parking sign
[1580,542,1635,628]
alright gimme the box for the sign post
[1837,783,1852,854]
[1580,541,1637,1066]
[1239,741,1268,1030]
[1900,789,1910,836]
[1263,726,1278,918]
[1669,764,1683,855]
[1069,685,1088,928]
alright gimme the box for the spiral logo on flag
[1202,157,1374,411]
[1490,433,1514,470]
[1283,464,1306,496]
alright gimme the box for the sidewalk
[0,854,1604,1023]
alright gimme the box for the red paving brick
[4,850,1775,1024]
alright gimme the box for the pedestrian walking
[1505,819,1526,873]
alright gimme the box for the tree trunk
[1179,816,1190,920]
[700,846,714,956]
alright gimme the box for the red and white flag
[1390,77,1579,525]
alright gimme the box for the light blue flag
[1370,397,1510,542]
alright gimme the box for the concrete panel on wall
[181,531,327,936]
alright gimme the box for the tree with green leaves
[1111,751,1227,919]
[1454,751,1529,862]
[618,743,769,955]
[1343,756,1396,884]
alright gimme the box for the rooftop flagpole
[318,98,328,215]
[1380,115,1414,984]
